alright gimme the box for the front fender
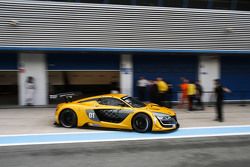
[55,104,87,127]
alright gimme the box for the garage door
[133,55,198,100]
[47,53,120,100]
[221,56,250,100]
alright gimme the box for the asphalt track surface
[0,135,250,167]
[1,105,250,166]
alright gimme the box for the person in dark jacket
[214,79,231,122]
[195,80,204,110]
[149,80,158,104]
[137,76,149,101]
[165,82,173,108]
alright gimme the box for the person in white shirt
[137,76,149,101]
[25,76,36,106]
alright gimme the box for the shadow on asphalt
[53,122,179,134]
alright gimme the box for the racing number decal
[87,109,132,123]
[89,112,95,119]
[86,110,99,121]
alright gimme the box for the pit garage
[221,55,250,101]
[47,53,120,103]
[133,54,198,100]
[0,54,18,105]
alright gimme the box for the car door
[92,97,132,123]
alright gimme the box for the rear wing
[49,92,76,103]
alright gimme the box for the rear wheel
[132,113,152,133]
[59,109,77,128]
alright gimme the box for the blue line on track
[1,126,250,146]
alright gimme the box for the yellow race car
[54,93,179,133]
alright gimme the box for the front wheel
[132,113,152,133]
[59,109,77,128]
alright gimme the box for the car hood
[143,103,176,116]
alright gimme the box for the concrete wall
[18,53,48,105]
[198,55,220,102]
[120,54,133,96]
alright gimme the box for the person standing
[25,76,36,106]
[165,82,173,108]
[156,77,168,106]
[149,80,158,104]
[137,76,149,101]
[214,79,231,122]
[195,80,204,110]
[179,77,188,109]
[187,80,196,111]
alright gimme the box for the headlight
[153,112,177,127]
[153,112,171,120]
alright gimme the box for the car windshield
[122,96,146,108]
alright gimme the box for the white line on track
[181,125,250,130]
[0,130,110,137]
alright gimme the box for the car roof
[92,94,127,99]
[75,94,128,103]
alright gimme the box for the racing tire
[59,109,77,128]
[176,123,180,129]
[132,113,152,133]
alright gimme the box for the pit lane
[0,105,250,146]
